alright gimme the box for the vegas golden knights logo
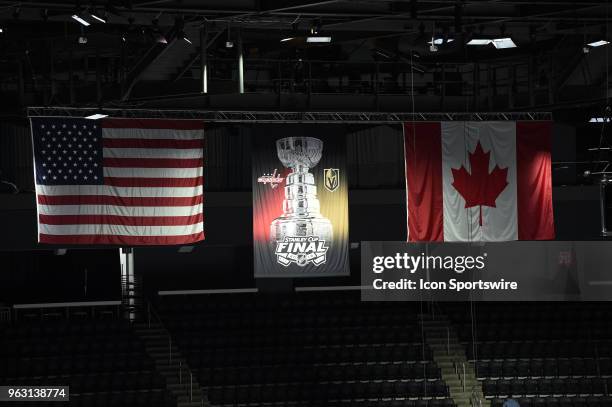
[324,168,340,192]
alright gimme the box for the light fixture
[90,9,106,23]
[85,113,108,120]
[306,36,331,43]
[587,40,610,48]
[225,40,234,48]
[428,37,455,45]
[467,38,493,45]
[72,14,90,26]
[154,33,168,44]
[589,117,611,122]
[183,36,192,44]
[280,37,294,42]
[492,37,517,49]
[467,37,516,49]
[0,28,3,33]
[78,36,88,44]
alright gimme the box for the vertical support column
[487,64,493,110]
[601,177,609,237]
[96,47,102,102]
[200,25,208,94]
[119,248,139,322]
[69,48,75,105]
[528,56,535,107]
[473,63,480,111]
[237,28,244,94]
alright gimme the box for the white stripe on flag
[441,121,518,242]
[103,167,203,178]
[38,204,203,217]
[103,147,203,159]
[39,222,204,236]
[102,128,204,140]
[36,184,203,198]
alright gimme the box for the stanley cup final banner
[253,124,349,278]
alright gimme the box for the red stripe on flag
[101,118,205,130]
[405,122,444,242]
[39,213,203,226]
[104,176,203,187]
[103,138,203,149]
[39,232,205,245]
[516,121,555,240]
[103,158,203,168]
[38,194,203,207]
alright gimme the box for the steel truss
[27,107,552,123]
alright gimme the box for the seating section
[446,303,612,407]
[158,292,456,407]
[0,319,175,407]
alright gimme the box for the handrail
[145,300,199,403]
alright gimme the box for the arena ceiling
[0,1,611,119]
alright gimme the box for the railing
[454,360,467,392]
[145,300,201,403]
[0,306,11,322]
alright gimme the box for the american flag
[31,117,205,245]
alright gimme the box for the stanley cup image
[270,137,333,243]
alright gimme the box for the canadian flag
[404,121,555,242]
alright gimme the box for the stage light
[0,28,3,33]
[280,37,294,42]
[587,40,610,48]
[155,33,168,44]
[85,113,108,120]
[492,37,517,49]
[589,117,611,122]
[78,36,88,44]
[467,37,516,49]
[225,40,234,48]
[72,14,90,26]
[183,37,192,44]
[90,8,106,23]
[306,36,331,43]
[467,38,492,46]
[428,37,454,45]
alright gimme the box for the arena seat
[158,292,456,406]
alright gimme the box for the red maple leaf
[451,142,509,226]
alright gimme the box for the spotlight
[72,14,91,26]
[306,36,331,43]
[78,36,88,44]
[85,113,108,120]
[587,40,610,48]
[492,37,516,49]
[155,33,168,44]
[280,37,294,42]
[429,43,438,53]
[225,40,234,48]
[428,37,454,46]
[90,10,106,23]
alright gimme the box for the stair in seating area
[134,322,208,407]
[422,317,489,407]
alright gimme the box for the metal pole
[601,177,609,236]
[237,29,244,94]
[179,362,182,384]
[190,372,193,401]
[200,25,208,94]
